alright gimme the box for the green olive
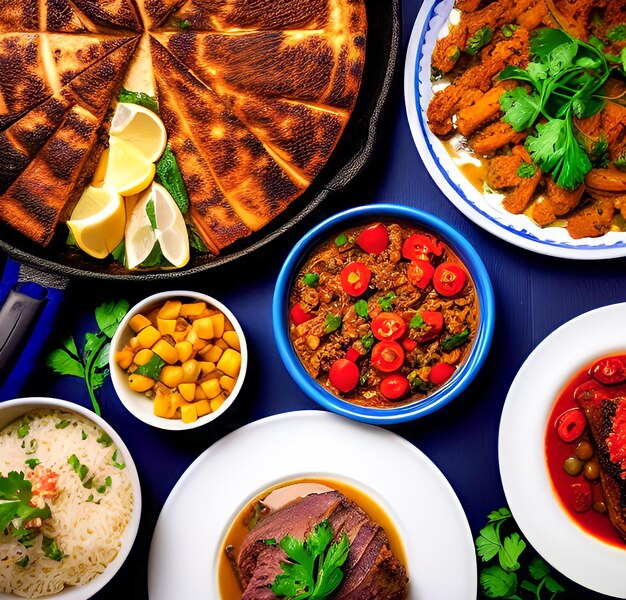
[575,440,594,461]
[563,456,584,476]
[593,501,607,514]
[583,459,600,481]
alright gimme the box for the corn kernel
[199,361,216,376]
[152,339,179,364]
[154,392,175,418]
[210,393,226,412]
[217,348,241,378]
[195,399,212,417]
[195,386,207,401]
[158,300,182,320]
[160,365,183,388]
[224,319,235,332]
[200,378,222,399]
[180,302,206,318]
[137,325,161,349]
[157,318,176,336]
[178,383,196,402]
[222,330,240,351]
[180,403,198,423]
[172,326,191,343]
[128,373,155,392]
[134,348,154,366]
[115,349,134,370]
[175,340,193,363]
[210,313,225,338]
[193,337,209,353]
[203,345,223,363]
[186,328,199,346]
[181,359,201,382]
[129,314,152,333]
[220,375,235,393]
[215,338,229,350]
[193,316,214,340]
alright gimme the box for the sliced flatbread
[69,0,142,31]
[134,0,186,29]
[0,0,88,33]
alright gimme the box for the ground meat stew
[288,221,479,408]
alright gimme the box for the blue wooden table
[7,1,626,598]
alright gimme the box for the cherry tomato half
[290,303,312,325]
[401,234,443,262]
[340,261,372,297]
[407,260,435,290]
[402,337,417,351]
[356,223,389,255]
[379,374,410,400]
[555,408,587,443]
[414,311,444,343]
[566,480,592,512]
[371,341,405,373]
[371,312,407,341]
[589,357,626,385]
[573,381,607,406]
[433,263,467,297]
[429,362,455,385]
[328,358,360,393]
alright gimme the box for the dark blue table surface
[6,1,626,598]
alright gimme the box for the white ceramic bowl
[109,290,247,431]
[0,397,141,600]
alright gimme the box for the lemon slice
[67,185,125,259]
[104,136,156,196]
[125,182,189,269]
[110,102,167,163]
[91,147,109,187]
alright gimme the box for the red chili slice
[433,263,467,297]
[371,341,405,373]
[290,303,312,325]
[371,312,407,341]
[566,481,592,512]
[402,337,417,351]
[346,347,360,363]
[340,261,372,297]
[401,234,443,261]
[429,362,455,385]
[414,311,444,343]
[328,358,360,393]
[589,357,626,385]
[555,408,587,443]
[407,260,435,290]
[356,223,389,255]
[379,374,410,400]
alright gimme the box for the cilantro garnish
[354,300,369,319]
[112,449,126,470]
[17,417,31,439]
[361,332,375,350]
[607,25,626,42]
[377,292,396,311]
[324,313,342,334]
[270,520,350,599]
[68,455,112,494]
[440,329,470,352]
[42,536,63,561]
[156,146,189,215]
[134,353,166,379]
[334,234,348,247]
[97,432,113,447]
[24,459,40,469]
[516,163,537,179]
[0,472,51,540]
[410,314,425,329]
[47,300,129,415]
[466,26,493,55]
[55,419,71,430]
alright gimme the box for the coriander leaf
[83,332,103,364]
[499,65,537,85]
[0,471,32,502]
[531,28,572,62]
[480,565,518,599]
[68,455,89,482]
[25,459,40,469]
[324,313,342,334]
[378,292,396,312]
[361,331,374,350]
[499,532,526,572]
[117,87,159,113]
[487,507,512,523]
[134,353,166,379]
[615,154,626,172]
[46,349,84,379]
[95,300,130,338]
[588,34,605,52]
[410,314,425,329]
[313,532,349,598]
[466,26,493,55]
[62,336,80,358]
[440,329,470,352]
[520,579,538,593]
[528,557,550,581]
[335,234,348,246]
[525,119,567,174]
[17,418,30,439]
[55,420,70,430]
[516,163,537,178]
[42,536,63,561]
[544,576,565,593]
[90,370,108,390]
[500,88,542,132]
[97,432,113,447]
[607,24,626,42]
[354,299,369,318]
[95,343,111,369]
[547,41,577,77]
[476,524,502,562]
[112,449,126,469]
[155,146,190,214]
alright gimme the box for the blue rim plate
[273,203,495,424]
[404,0,626,260]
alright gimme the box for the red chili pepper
[407,260,435,290]
[340,261,372,297]
[414,311,444,343]
[290,303,312,325]
[429,362,455,385]
[328,358,360,393]
[589,357,626,385]
[433,263,467,297]
[346,347,360,363]
[356,223,389,255]
[555,408,587,443]
[371,312,407,341]
[566,481,592,512]
[402,338,418,351]
[379,374,410,400]
[401,234,443,261]
[371,341,405,373]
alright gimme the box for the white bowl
[0,397,141,600]
[109,290,247,431]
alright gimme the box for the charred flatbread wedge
[69,0,141,31]
[0,0,88,33]
[576,390,626,540]
[133,0,186,29]
[151,37,303,232]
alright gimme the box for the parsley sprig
[477,508,565,599]
[270,520,350,599]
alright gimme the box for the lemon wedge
[67,185,125,259]
[125,182,189,269]
[104,136,156,196]
[110,102,167,163]
[91,147,109,187]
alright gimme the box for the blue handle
[0,257,67,400]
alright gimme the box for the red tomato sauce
[545,354,626,548]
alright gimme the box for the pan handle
[0,258,68,400]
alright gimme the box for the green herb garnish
[97,432,113,447]
[334,234,348,246]
[188,224,210,253]
[47,300,129,415]
[466,26,493,55]
[111,239,126,267]
[55,419,70,430]
[174,18,191,29]
[17,418,31,439]
[323,313,342,334]
[68,455,111,494]
[607,25,626,42]
[25,439,38,455]
[408,371,433,394]
[42,536,63,561]
[134,353,166,379]
[15,556,29,568]
[377,292,396,312]
[516,163,537,179]
[615,154,626,172]
[81,431,87,441]
[410,314,425,329]
[86,494,101,504]
[117,87,159,114]
[24,459,40,469]
[303,273,320,287]
[361,331,374,350]
[501,24,520,38]
[270,520,350,599]
[440,328,470,352]
[354,299,369,319]
[112,450,126,470]
[0,472,51,540]
[156,146,190,214]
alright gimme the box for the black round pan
[0,0,401,282]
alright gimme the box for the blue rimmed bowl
[272,203,495,424]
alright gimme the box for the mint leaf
[155,146,190,214]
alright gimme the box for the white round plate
[499,303,626,598]
[404,0,626,260]
[148,410,476,600]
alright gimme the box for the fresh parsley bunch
[498,27,622,190]
[476,508,565,600]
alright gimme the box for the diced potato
[157,318,176,336]
[199,361,216,376]
[128,374,155,392]
[129,314,151,333]
[222,330,240,351]
[200,378,222,399]
[134,348,154,366]
[217,348,241,378]
[186,328,199,346]
[181,359,201,382]
[195,386,207,401]
[202,345,223,363]
[219,375,235,393]
[115,349,134,370]
[215,338,229,350]
[210,393,226,412]
[137,325,161,349]
[193,316,214,340]
[158,300,182,320]
[180,302,206,318]
[175,340,193,363]
[195,399,212,417]
[152,339,179,364]
[160,365,183,388]
[210,313,225,338]
[178,383,196,402]
[180,403,198,424]
[154,392,175,418]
